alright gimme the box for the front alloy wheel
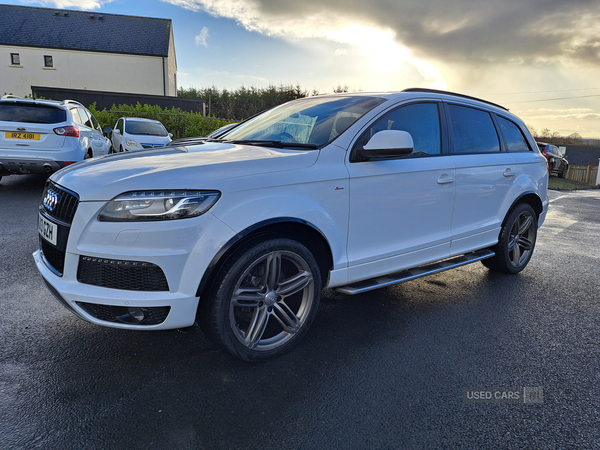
[200,237,321,361]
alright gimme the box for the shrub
[88,102,232,139]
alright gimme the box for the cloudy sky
[6,0,600,138]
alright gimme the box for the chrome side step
[335,249,495,295]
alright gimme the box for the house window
[44,55,53,68]
[10,53,20,65]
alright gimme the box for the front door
[346,102,456,282]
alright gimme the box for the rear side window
[77,108,93,128]
[70,108,82,124]
[497,116,531,152]
[0,103,66,124]
[448,104,500,154]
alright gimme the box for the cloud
[161,0,600,67]
[30,0,113,9]
[195,26,210,46]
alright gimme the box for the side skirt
[335,249,494,295]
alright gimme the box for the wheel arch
[505,191,543,225]
[196,217,334,298]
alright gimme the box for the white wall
[164,27,178,96]
[1,45,170,97]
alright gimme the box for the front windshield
[126,121,168,136]
[221,96,386,148]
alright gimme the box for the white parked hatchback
[111,117,171,152]
[34,89,549,361]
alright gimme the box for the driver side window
[354,102,442,157]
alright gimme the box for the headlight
[98,190,221,222]
[126,139,141,148]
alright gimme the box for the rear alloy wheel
[559,164,568,179]
[482,203,537,274]
[200,237,321,361]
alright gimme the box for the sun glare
[325,24,447,89]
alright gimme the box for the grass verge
[548,177,599,190]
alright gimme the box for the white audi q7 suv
[34,89,549,361]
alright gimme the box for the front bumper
[34,200,238,330]
[34,249,200,330]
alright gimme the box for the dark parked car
[537,142,569,178]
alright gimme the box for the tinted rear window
[0,103,66,124]
[497,116,531,152]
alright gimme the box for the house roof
[0,5,172,57]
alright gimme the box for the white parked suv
[0,96,111,183]
[34,89,549,361]
[111,117,172,152]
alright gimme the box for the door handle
[503,169,515,177]
[437,177,454,185]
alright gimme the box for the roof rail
[401,88,508,111]
[62,99,84,107]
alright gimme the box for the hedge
[88,103,234,139]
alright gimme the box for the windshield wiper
[224,139,318,149]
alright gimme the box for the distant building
[0,5,177,98]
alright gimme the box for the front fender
[213,188,349,271]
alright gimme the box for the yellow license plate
[6,132,40,140]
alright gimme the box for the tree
[332,84,349,93]
[526,124,538,137]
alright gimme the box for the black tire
[119,146,124,153]
[482,203,537,274]
[558,164,568,179]
[84,149,93,159]
[199,236,321,361]
[108,145,115,154]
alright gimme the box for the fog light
[116,307,145,324]
[128,307,145,322]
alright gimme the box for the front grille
[40,181,79,224]
[141,143,165,149]
[77,256,170,292]
[39,181,79,275]
[40,238,65,275]
[75,302,171,326]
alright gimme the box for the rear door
[0,102,66,152]
[445,103,518,255]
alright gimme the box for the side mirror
[168,133,173,139]
[113,129,121,134]
[103,126,112,137]
[356,130,414,160]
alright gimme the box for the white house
[0,5,177,97]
